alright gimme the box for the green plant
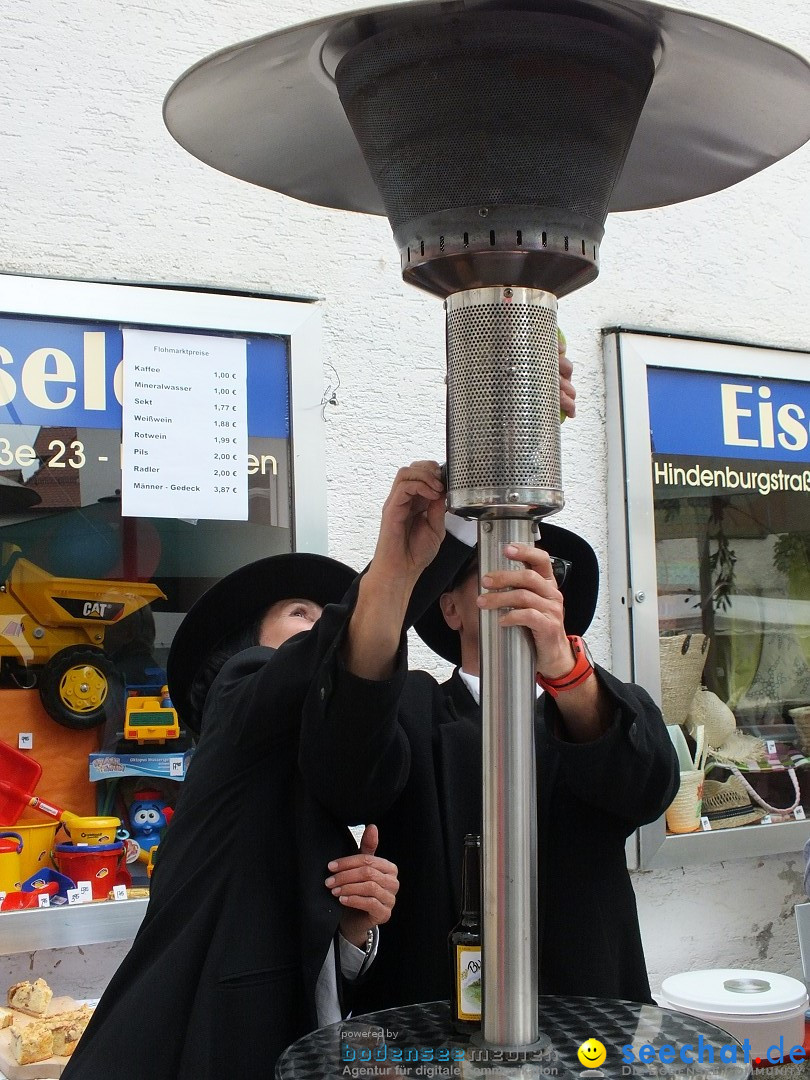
[773,533,810,580]
[707,499,737,612]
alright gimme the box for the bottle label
[455,944,482,1021]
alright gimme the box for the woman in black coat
[63,460,450,1080]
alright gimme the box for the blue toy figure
[128,788,173,854]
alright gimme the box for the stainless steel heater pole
[445,287,562,1046]
[478,516,539,1046]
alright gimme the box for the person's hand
[558,329,576,420]
[477,542,609,740]
[368,461,446,588]
[344,462,446,681]
[475,541,575,679]
[325,824,399,948]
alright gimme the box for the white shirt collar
[458,669,543,705]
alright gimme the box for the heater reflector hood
[164,0,810,218]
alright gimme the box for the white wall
[1,0,809,999]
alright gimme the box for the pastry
[10,1021,54,1065]
[7,977,53,1016]
[52,1012,92,1056]
[38,1004,94,1031]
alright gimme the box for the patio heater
[163,0,810,1051]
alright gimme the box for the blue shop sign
[0,316,289,437]
[648,366,810,464]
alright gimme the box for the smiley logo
[577,1039,607,1069]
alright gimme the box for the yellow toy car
[123,684,180,745]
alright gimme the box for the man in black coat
[304,522,680,1014]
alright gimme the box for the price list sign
[121,329,248,520]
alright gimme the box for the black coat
[302,662,680,1014]
[61,596,409,1080]
[62,536,471,1080]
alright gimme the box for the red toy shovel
[0,740,120,840]
[0,740,81,826]
[0,739,43,822]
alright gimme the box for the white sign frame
[0,273,327,553]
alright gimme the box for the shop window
[0,276,325,827]
[605,329,810,867]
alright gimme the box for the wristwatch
[536,636,594,698]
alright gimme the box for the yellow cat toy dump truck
[0,544,166,730]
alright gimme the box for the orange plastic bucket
[0,821,59,882]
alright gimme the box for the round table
[276,997,755,1078]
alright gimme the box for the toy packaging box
[89,750,194,782]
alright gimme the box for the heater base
[468,1030,552,1055]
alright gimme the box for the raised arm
[299,462,456,822]
[342,461,446,680]
[478,541,678,825]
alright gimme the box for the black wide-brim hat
[167,552,357,724]
[414,522,599,666]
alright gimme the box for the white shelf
[641,817,810,869]
[0,898,147,955]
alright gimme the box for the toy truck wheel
[39,648,124,730]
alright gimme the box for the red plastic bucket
[53,842,128,899]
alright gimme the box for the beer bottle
[449,833,482,1032]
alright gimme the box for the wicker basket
[788,706,810,756]
[665,768,705,834]
[659,633,710,727]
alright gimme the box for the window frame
[604,326,810,868]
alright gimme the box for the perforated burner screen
[445,289,562,514]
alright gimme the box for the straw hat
[701,775,765,830]
[686,688,735,748]
[686,688,766,766]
